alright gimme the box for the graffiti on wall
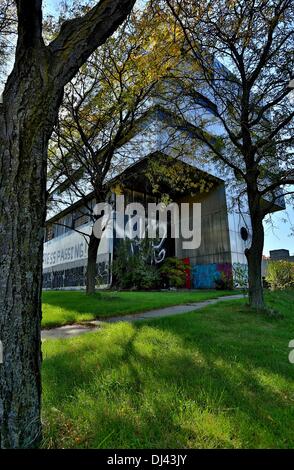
[232,263,248,288]
[192,263,233,289]
[192,262,248,289]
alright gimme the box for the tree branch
[15,0,43,50]
[49,0,136,86]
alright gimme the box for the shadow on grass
[42,292,294,448]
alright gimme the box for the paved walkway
[42,294,244,341]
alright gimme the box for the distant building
[269,249,294,262]
[262,249,294,277]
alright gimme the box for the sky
[45,0,60,15]
[263,206,294,256]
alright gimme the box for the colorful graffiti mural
[191,262,248,289]
[192,263,233,289]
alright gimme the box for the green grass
[42,290,294,449]
[42,289,235,328]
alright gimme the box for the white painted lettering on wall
[43,228,92,268]
[43,241,87,267]
[43,224,112,269]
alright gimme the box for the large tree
[47,5,179,294]
[0,0,136,448]
[159,0,294,309]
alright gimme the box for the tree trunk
[0,114,47,448]
[245,205,265,310]
[0,0,135,449]
[0,47,62,448]
[86,231,100,295]
[0,141,45,448]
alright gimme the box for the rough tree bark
[86,232,100,294]
[245,188,265,310]
[0,0,136,449]
[86,190,107,295]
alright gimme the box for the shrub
[266,260,294,291]
[159,257,189,288]
[214,271,233,290]
[112,238,159,290]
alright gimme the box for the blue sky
[264,206,294,256]
[43,1,293,256]
[44,0,60,15]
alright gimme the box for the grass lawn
[42,290,294,449]
[42,289,236,328]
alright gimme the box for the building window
[73,213,90,229]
